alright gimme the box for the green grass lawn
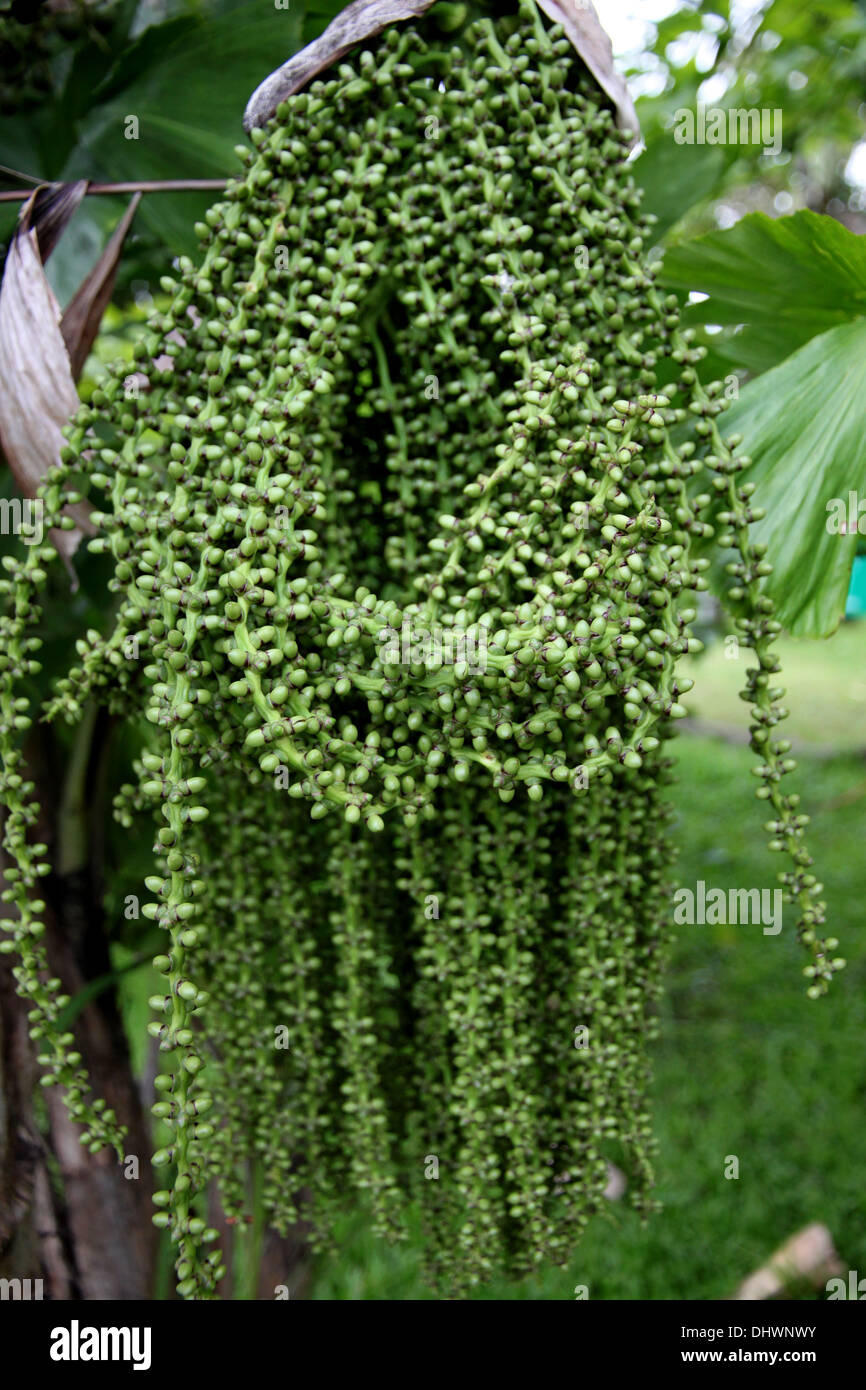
[308,635,866,1300]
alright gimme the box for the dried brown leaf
[0,223,92,562]
[19,181,89,264]
[536,0,639,139]
[244,0,435,132]
[61,193,141,381]
[0,180,140,569]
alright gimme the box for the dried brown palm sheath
[243,0,639,141]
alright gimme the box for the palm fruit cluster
[0,0,841,1299]
[0,1,119,115]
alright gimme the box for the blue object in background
[846,554,866,618]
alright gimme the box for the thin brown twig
[0,161,46,186]
[0,179,228,204]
